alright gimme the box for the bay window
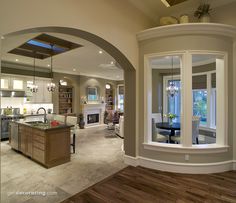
[145,51,227,152]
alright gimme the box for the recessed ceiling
[161,0,188,7]
[8,33,82,59]
[1,32,124,81]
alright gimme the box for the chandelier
[30,55,38,93]
[47,45,56,92]
[166,56,178,97]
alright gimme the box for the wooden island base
[17,123,71,168]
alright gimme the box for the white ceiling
[1,32,124,81]
[128,0,236,24]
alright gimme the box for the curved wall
[135,24,236,173]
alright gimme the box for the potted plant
[194,3,211,23]
[78,113,85,129]
[164,113,177,125]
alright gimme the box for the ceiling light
[99,50,103,54]
[73,68,76,71]
[15,59,19,62]
[30,56,38,93]
[106,84,111,89]
[47,44,56,92]
[1,36,4,40]
[110,61,114,65]
[47,64,50,67]
[166,56,178,97]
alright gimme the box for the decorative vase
[79,120,85,129]
[169,118,173,125]
[179,15,189,24]
[199,14,210,23]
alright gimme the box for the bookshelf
[105,87,113,110]
[59,85,73,114]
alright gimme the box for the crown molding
[137,23,236,41]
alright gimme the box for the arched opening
[2,26,136,157]
[1,26,137,202]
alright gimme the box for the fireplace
[87,114,99,124]
[82,103,106,127]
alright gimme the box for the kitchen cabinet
[1,78,9,89]
[17,123,70,168]
[19,125,32,156]
[1,74,52,103]
[0,76,25,90]
[27,79,52,103]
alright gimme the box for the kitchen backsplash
[1,97,53,114]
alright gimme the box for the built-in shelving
[59,85,73,114]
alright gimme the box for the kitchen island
[9,120,72,168]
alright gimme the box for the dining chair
[171,116,200,144]
[152,113,170,136]
[66,116,79,154]
[152,118,169,142]
[115,116,124,138]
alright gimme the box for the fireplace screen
[87,114,99,124]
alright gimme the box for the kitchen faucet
[36,107,47,123]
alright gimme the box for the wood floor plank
[61,166,236,203]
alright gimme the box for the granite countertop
[13,119,73,131]
[23,113,55,117]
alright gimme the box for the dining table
[156,122,181,143]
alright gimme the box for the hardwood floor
[61,166,236,203]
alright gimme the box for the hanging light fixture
[47,44,56,92]
[166,56,179,97]
[30,54,38,93]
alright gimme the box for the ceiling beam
[161,0,188,7]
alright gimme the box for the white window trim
[144,50,228,154]
[163,71,217,129]
[117,84,124,112]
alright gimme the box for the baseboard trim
[124,155,234,174]
[233,160,236,170]
[124,155,139,167]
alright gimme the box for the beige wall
[211,2,236,26]
[79,75,123,111]
[52,73,124,115]
[0,0,154,69]
[139,35,234,163]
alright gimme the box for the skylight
[27,40,66,52]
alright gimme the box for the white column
[144,56,152,143]
[181,52,192,147]
[216,58,227,145]
[206,73,211,128]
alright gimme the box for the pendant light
[166,56,178,97]
[30,54,38,93]
[47,44,56,92]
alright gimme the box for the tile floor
[1,125,126,203]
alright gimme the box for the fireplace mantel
[82,103,106,127]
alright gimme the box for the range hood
[0,90,26,97]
